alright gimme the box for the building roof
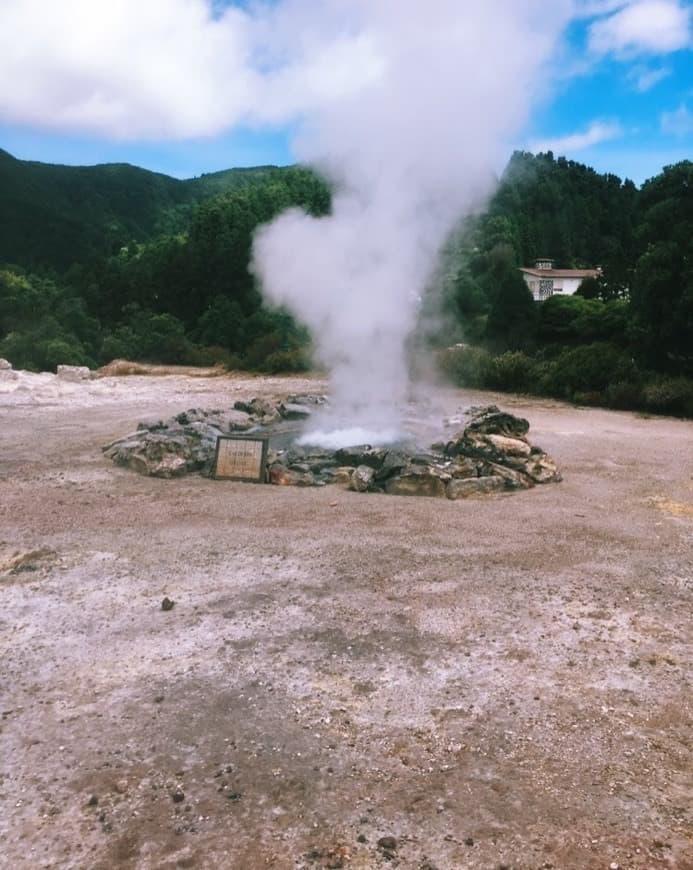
[519,267,600,279]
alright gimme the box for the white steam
[253,0,571,447]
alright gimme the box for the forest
[0,146,691,416]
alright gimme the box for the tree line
[432,153,692,416]
[0,148,691,415]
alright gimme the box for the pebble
[610,863,620,869]
[464,836,475,846]
[377,836,398,851]
[114,779,128,794]
[161,597,175,611]
[171,789,185,803]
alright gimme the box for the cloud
[661,102,693,135]
[588,0,692,56]
[574,0,632,18]
[627,64,671,90]
[0,0,385,139]
[528,120,624,154]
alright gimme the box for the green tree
[630,161,693,373]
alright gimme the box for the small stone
[153,695,165,703]
[377,836,398,851]
[356,834,367,843]
[350,465,376,493]
[161,597,175,611]
[609,864,620,870]
[87,795,99,807]
[114,779,128,794]
[171,789,185,803]
[464,837,475,846]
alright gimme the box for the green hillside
[0,148,280,271]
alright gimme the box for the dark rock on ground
[103,398,561,498]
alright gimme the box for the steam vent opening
[103,394,562,499]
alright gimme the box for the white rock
[56,365,92,381]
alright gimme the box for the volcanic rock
[102,398,562,498]
[350,465,376,492]
[462,404,530,438]
[279,402,313,420]
[447,475,505,499]
[56,364,92,381]
[385,469,448,498]
[269,465,316,487]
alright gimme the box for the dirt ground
[0,370,691,870]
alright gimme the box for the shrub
[485,351,536,392]
[437,345,493,388]
[605,380,645,410]
[262,348,311,373]
[642,377,693,417]
[540,343,637,398]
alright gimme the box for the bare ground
[0,371,691,870]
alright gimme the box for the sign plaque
[214,435,269,482]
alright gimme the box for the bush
[605,380,645,410]
[539,343,638,398]
[437,345,493,388]
[641,377,693,416]
[485,351,536,392]
[262,348,311,373]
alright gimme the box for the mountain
[0,148,280,272]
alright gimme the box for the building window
[539,279,553,300]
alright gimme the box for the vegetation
[430,152,692,416]
[0,146,691,416]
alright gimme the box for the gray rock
[269,464,316,486]
[0,358,12,370]
[234,397,279,422]
[334,446,387,469]
[279,402,313,420]
[485,433,531,456]
[350,465,376,492]
[463,405,530,438]
[521,454,563,484]
[375,450,410,481]
[485,462,535,490]
[385,470,448,498]
[56,365,92,381]
[450,457,480,479]
[332,466,355,486]
[447,475,505,499]
[102,396,562,498]
[224,409,254,431]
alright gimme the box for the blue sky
[0,0,690,185]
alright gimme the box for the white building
[520,259,601,301]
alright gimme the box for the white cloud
[627,63,671,89]
[661,103,693,135]
[588,0,692,56]
[528,120,624,154]
[0,0,385,139]
[574,0,632,18]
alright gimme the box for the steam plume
[253,0,571,446]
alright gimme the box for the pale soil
[0,370,691,870]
